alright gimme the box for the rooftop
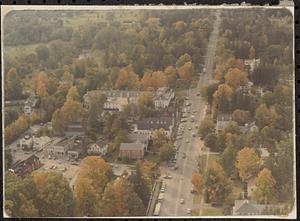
[120,141,144,151]
[136,117,173,131]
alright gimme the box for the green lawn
[201,207,223,216]
[144,152,160,163]
[5,43,40,60]
[193,194,202,205]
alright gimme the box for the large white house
[83,87,175,112]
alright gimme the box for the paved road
[159,10,221,217]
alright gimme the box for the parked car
[180,198,185,204]
[174,165,179,170]
[187,208,192,215]
[182,153,186,159]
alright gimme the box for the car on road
[192,133,196,137]
[186,139,190,143]
[167,175,172,179]
[173,165,179,170]
[187,208,192,215]
[180,198,185,204]
[196,92,201,96]
[24,152,30,155]
[71,162,79,165]
[190,187,197,194]
[188,127,192,130]
[160,188,165,193]
[163,174,169,179]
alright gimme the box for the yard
[201,207,223,216]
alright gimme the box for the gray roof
[233,200,265,215]
[120,141,144,151]
[137,117,173,131]
[128,133,149,144]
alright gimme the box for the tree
[164,66,177,86]
[176,53,192,68]
[151,128,169,150]
[204,162,232,203]
[141,70,168,90]
[252,64,279,86]
[136,92,156,118]
[224,68,248,89]
[66,86,80,101]
[191,172,203,193]
[32,172,75,217]
[204,133,218,151]
[221,144,237,177]
[35,45,50,61]
[198,117,215,139]
[115,66,140,90]
[202,83,219,106]
[130,160,160,206]
[249,46,255,59]
[213,84,233,113]
[177,61,194,81]
[75,156,113,216]
[232,109,251,126]
[5,68,23,100]
[235,147,260,197]
[87,93,107,130]
[255,104,278,129]
[253,168,276,204]
[5,172,39,217]
[159,142,175,161]
[61,99,84,124]
[101,178,146,216]
[51,108,65,136]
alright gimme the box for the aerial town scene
[2,5,295,218]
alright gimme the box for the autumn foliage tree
[141,70,168,90]
[75,156,113,216]
[177,61,194,81]
[235,147,260,198]
[115,65,140,90]
[191,172,203,194]
[204,162,232,203]
[101,177,146,216]
[224,68,248,89]
[32,172,75,217]
[213,83,233,113]
[255,104,278,129]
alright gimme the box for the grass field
[201,207,223,216]
[4,43,41,60]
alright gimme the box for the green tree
[253,168,276,204]
[51,108,65,136]
[255,104,278,129]
[204,133,218,151]
[35,45,50,61]
[130,160,159,206]
[5,68,23,100]
[87,93,107,130]
[198,117,215,139]
[136,92,156,118]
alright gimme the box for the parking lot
[38,158,80,189]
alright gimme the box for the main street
[159,10,221,217]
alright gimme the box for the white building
[88,139,108,156]
[244,59,260,73]
[83,88,175,112]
